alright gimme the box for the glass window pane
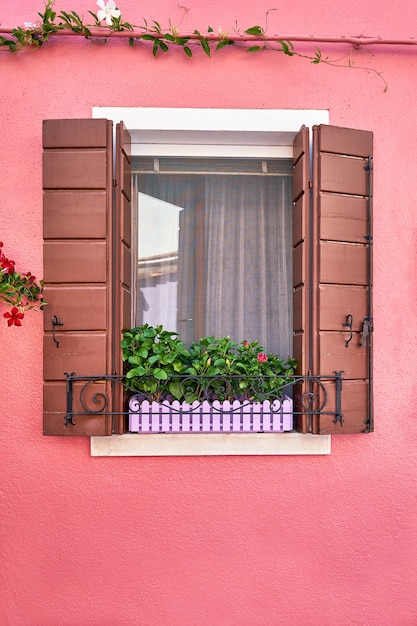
[134,158,292,356]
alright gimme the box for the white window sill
[90,432,331,456]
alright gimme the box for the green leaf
[312,49,322,64]
[88,11,99,22]
[127,355,142,365]
[159,41,169,52]
[59,11,71,23]
[169,381,183,400]
[279,40,294,56]
[244,26,264,35]
[141,34,156,41]
[0,37,15,50]
[183,46,192,57]
[126,366,146,378]
[247,46,261,52]
[154,369,168,380]
[216,39,230,51]
[201,38,210,56]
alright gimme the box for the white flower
[24,22,36,29]
[96,0,121,26]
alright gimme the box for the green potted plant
[122,324,297,433]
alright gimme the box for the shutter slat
[43,241,107,283]
[43,286,107,330]
[319,332,368,379]
[320,194,367,244]
[317,380,369,434]
[315,124,373,157]
[43,151,108,189]
[43,119,109,148]
[44,382,110,437]
[122,195,132,248]
[319,154,368,195]
[320,242,368,284]
[319,285,367,331]
[43,191,107,239]
[43,333,108,379]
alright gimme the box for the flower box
[128,396,293,433]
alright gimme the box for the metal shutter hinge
[364,158,373,172]
[360,317,373,347]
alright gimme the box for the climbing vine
[0,1,298,57]
[0,0,387,90]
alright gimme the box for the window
[42,110,373,443]
[134,156,293,356]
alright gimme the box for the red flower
[257,353,268,363]
[23,272,35,282]
[0,257,15,274]
[4,307,24,327]
[243,340,249,347]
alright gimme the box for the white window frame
[90,107,331,457]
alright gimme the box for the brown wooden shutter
[113,122,132,434]
[43,118,131,436]
[292,126,311,434]
[293,124,373,434]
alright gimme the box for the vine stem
[1,26,417,48]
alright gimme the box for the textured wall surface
[1,1,417,624]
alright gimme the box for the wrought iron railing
[63,371,344,430]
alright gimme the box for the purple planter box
[129,397,293,433]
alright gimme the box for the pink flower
[257,353,268,363]
[4,307,24,327]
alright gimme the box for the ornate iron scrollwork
[63,372,344,428]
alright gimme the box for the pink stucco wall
[2,1,417,624]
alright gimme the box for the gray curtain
[204,175,292,356]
